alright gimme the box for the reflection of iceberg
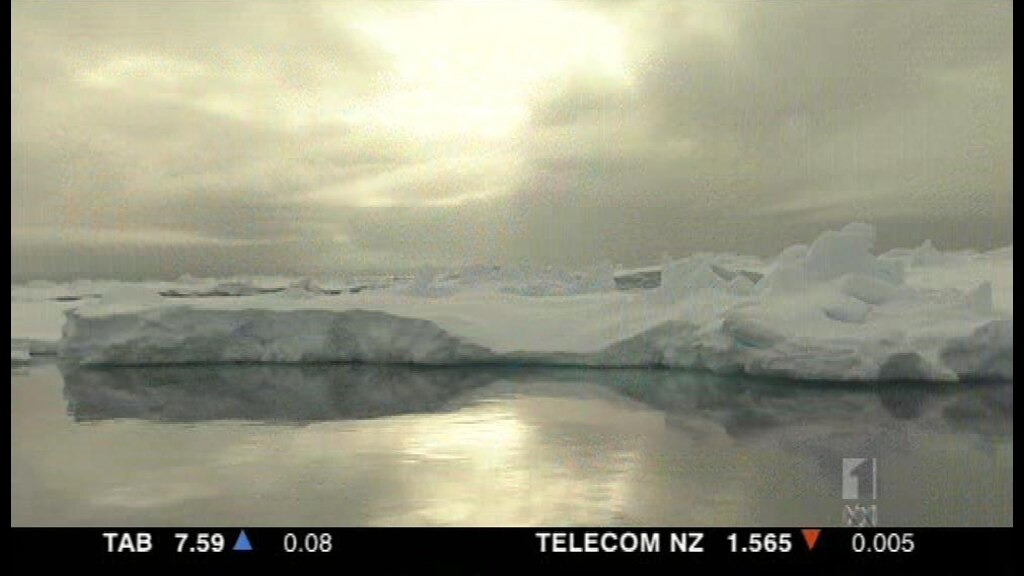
[61,364,510,423]
[940,384,1013,436]
[578,369,1013,495]
[61,364,1012,443]
[491,368,1011,445]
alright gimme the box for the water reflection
[61,363,1012,440]
[61,364,513,422]
[11,363,1013,526]
[591,370,1013,440]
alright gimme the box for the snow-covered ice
[11,224,1013,382]
[10,349,31,365]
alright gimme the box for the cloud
[10,0,1013,280]
[506,0,1012,263]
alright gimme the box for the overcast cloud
[11,0,1013,280]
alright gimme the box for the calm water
[11,361,1012,526]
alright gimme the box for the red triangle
[801,529,821,551]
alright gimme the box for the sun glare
[345,1,630,140]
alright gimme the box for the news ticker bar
[12,528,1012,571]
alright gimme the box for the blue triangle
[233,530,253,552]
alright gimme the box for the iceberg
[10,349,31,365]
[14,223,1014,382]
[159,280,283,297]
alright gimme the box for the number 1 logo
[842,458,876,500]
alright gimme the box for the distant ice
[10,349,30,365]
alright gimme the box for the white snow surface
[12,224,1013,382]
[10,349,31,364]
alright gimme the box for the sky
[11,0,1014,281]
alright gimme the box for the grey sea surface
[11,361,1012,526]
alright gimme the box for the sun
[342,0,631,141]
